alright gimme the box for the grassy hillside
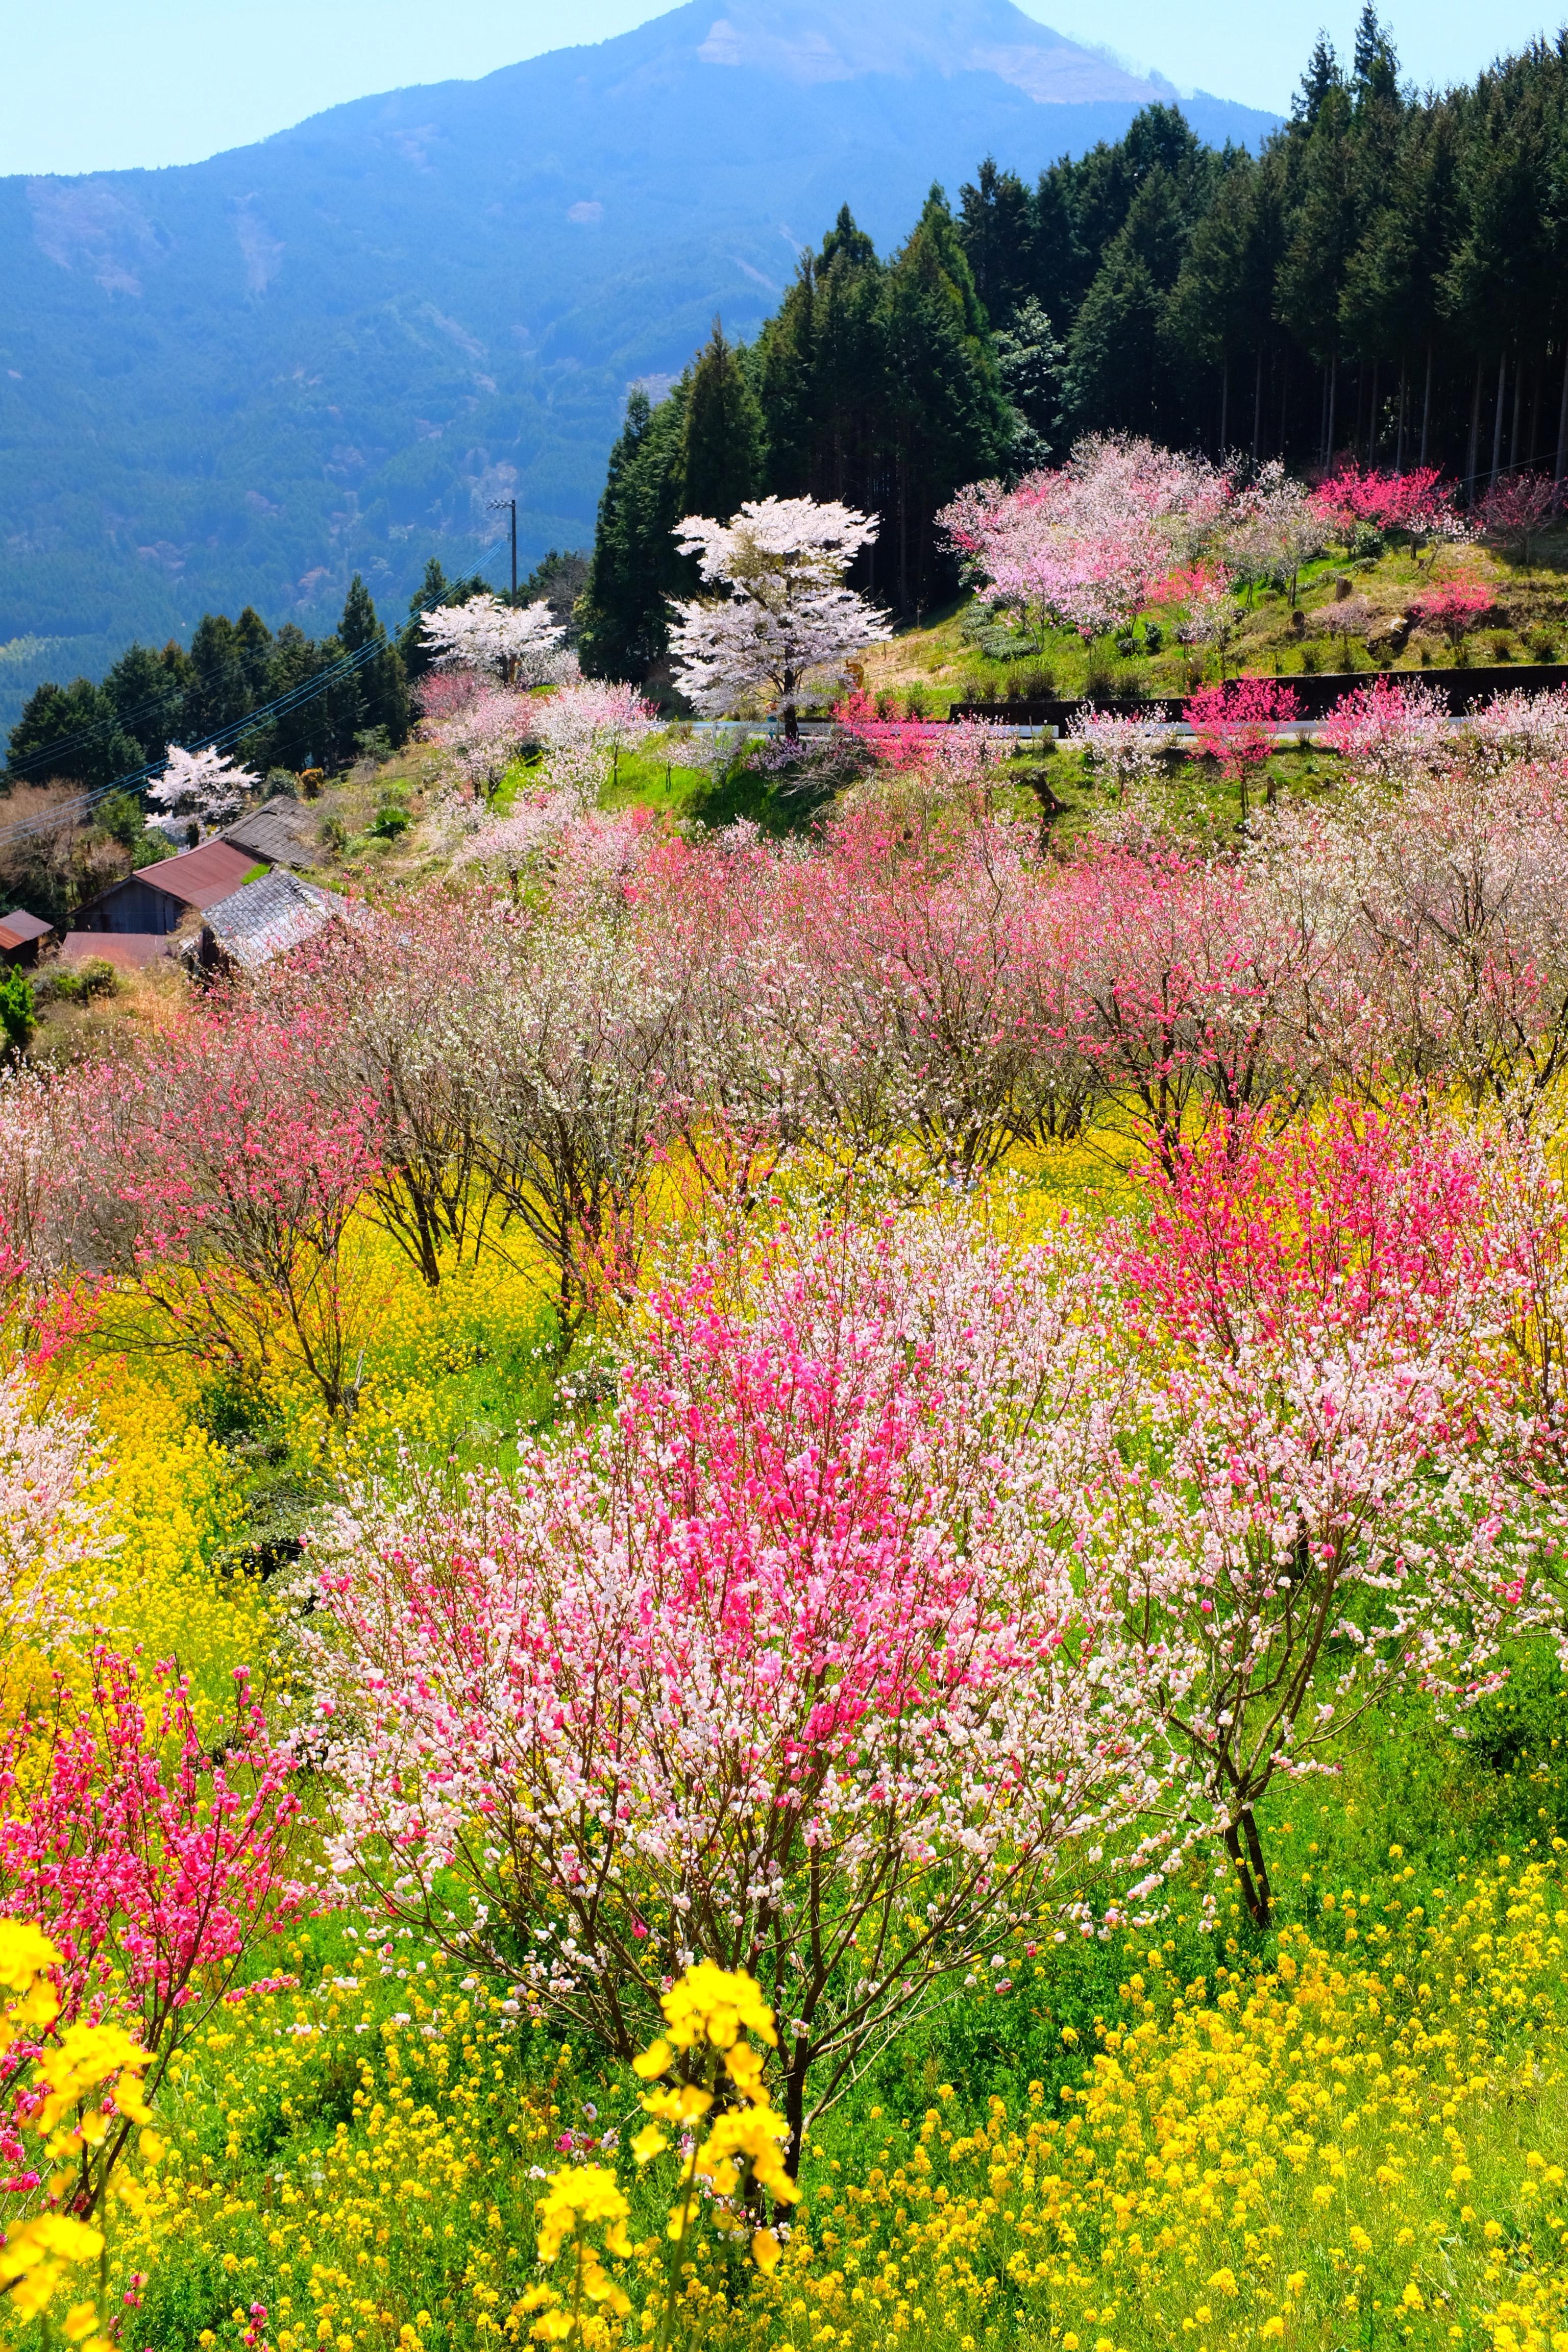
[856,530,1568,709]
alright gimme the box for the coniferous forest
[581,7,1568,674]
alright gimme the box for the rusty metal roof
[0,910,52,949]
[130,838,264,911]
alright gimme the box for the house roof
[129,838,263,911]
[222,797,317,870]
[60,932,169,971]
[0,910,52,950]
[201,871,348,970]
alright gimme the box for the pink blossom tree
[1476,471,1562,570]
[86,1009,384,1416]
[1096,1109,1528,1922]
[1309,463,1467,569]
[0,1648,299,2197]
[1408,582,1495,648]
[1184,678,1301,819]
[309,1209,1161,2163]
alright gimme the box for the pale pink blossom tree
[0,1371,115,1646]
[940,435,1230,646]
[534,679,660,795]
[1217,459,1326,604]
[418,682,538,803]
[1316,676,1452,785]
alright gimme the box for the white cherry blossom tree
[419,594,574,686]
[669,495,891,739]
[147,745,259,834]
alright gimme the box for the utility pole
[489,496,518,601]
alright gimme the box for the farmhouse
[195,869,348,974]
[71,838,264,941]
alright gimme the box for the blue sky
[3,0,1563,176]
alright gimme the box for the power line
[0,625,397,852]
[2,558,507,789]
[0,570,485,852]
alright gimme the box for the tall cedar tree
[681,322,767,521]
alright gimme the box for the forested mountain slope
[0,0,1273,732]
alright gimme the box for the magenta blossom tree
[1185,678,1301,819]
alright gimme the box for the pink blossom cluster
[0,1648,298,2198]
[1308,462,1466,551]
[940,435,1221,642]
[1407,582,1495,644]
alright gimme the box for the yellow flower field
[102,1853,1568,2352]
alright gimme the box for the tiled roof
[60,932,169,971]
[202,871,348,970]
[129,838,262,911]
[222,797,317,870]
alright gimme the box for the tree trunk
[1509,351,1523,471]
[1370,359,1380,461]
[1556,338,1568,483]
[1491,348,1508,485]
[782,2037,811,2178]
[1219,350,1229,453]
[1420,340,1433,467]
[1252,345,1263,461]
[1223,1807,1273,1928]
[1395,358,1407,474]
[1327,353,1338,464]
[1466,354,1484,502]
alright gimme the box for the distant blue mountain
[0,0,1278,731]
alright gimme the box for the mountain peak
[690,0,1162,102]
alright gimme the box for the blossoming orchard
[5,446,1568,2352]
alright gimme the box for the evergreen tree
[579,380,692,678]
[1294,34,1343,126]
[993,298,1063,470]
[102,641,192,767]
[337,574,410,751]
[4,678,141,791]
[957,159,1036,323]
[680,322,766,522]
[1353,5,1400,104]
[878,186,1013,612]
[520,550,592,643]
[183,614,253,741]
